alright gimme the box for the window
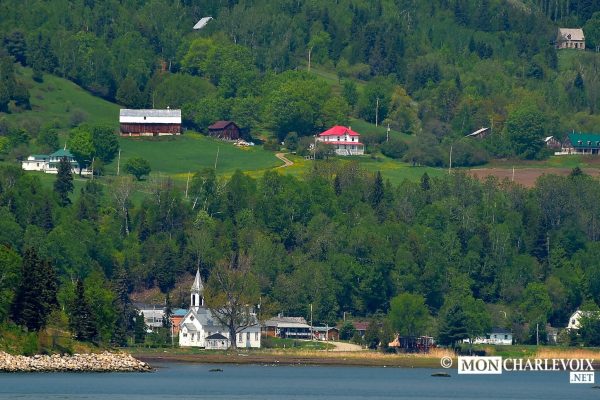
[238,333,243,343]
[183,333,187,337]
[504,335,508,340]
[255,332,259,341]
[190,316,194,321]
[247,332,250,341]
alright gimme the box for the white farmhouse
[178,269,261,349]
[317,126,365,156]
[22,149,92,176]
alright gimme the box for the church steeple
[190,268,204,311]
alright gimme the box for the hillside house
[178,269,261,348]
[557,133,600,155]
[207,121,241,141]
[262,316,311,339]
[317,126,365,156]
[352,321,369,338]
[135,304,165,329]
[119,108,181,136]
[22,149,92,176]
[567,310,600,330]
[557,28,586,50]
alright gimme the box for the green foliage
[125,157,151,181]
[388,293,430,337]
[53,157,73,206]
[69,279,97,342]
[339,322,355,340]
[505,107,547,160]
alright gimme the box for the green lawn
[106,133,280,179]
[5,67,120,130]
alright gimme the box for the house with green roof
[558,133,600,155]
[21,148,92,176]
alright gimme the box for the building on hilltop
[317,126,365,156]
[557,28,585,50]
[178,269,261,348]
[557,132,600,155]
[119,108,182,136]
[567,310,600,330]
[207,121,241,141]
[22,149,92,176]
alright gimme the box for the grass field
[105,133,280,179]
[5,67,120,131]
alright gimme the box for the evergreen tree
[134,311,146,344]
[54,156,73,206]
[10,248,58,331]
[70,279,98,341]
[370,171,384,208]
[163,292,173,328]
[438,304,469,347]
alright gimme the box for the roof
[312,326,339,332]
[320,141,364,146]
[206,333,228,340]
[263,316,308,327]
[558,28,585,41]
[29,154,49,160]
[467,127,489,137]
[544,136,555,142]
[183,323,197,332]
[276,322,311,329]
[191,269,204,292]
[49,149,74,158]
[120,109,181,118]
[352,322,369,331]
[567,133,600,149]
[193,17,213,30]
[172,309,187,317]
[490,327,512,334]
[208,121,238,130]
[319,126,360,137]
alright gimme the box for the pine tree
[10,248,58,331]
[134,311,146,344]
[70,279,97,342]
[163,292,173,328]
[370,171,384,208]
[54,156,73,206]
[112,266,134,346]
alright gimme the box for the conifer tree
[134,311,146,344]
[370,171,384,208]
[10,248,58,331]
[70,279,98,342]
[54,156,73,206]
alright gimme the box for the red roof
[208,120,237,130]
[319,126,360,137]
[321,141,364,146]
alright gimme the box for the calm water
[0,363,597,400]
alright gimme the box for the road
[328,341,364,352]
[275,153,294,168]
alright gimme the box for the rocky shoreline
[0,351,152,373]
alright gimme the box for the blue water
[0,363,597,399]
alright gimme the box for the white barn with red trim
[317,126,365,156]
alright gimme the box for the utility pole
[214,146,220,170]
[310,303,313,341]
[90,157,95,180]
[386,123,390,142]
[308,46,313,72]
[448,145,453,175]
[536,323,539,346]
[375,97,380,127]
[117,149,121,176]
[185,172,191,198]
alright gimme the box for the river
[0,363,597,399]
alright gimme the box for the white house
[557,28,585,50]
[567,310,600,330]
[317,126,365,156]
[135,304,165,329]
[466,328,513,345]
[22,149,92,176]
[178,269,261,349]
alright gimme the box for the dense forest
[2,162,600,347]
[3,0,600,350]
[1,0,600,165]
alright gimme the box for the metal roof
[568,133,600,149]
[206,332,228,340]
[49,149,74,158]
[193,17,213,30]
[184,323,197,332]
[558,28,585,41]
[119,109,181,118]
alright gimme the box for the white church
[178,269,261,349]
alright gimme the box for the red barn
[208,121,241,141]
[120,109,181,136]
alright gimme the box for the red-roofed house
[208,121,241,140]
[317,126,365,156]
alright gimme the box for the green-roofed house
[21,149,92,176]
[558,133,600,155]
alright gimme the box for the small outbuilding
[208,121,241,141]
[205,333,230,350]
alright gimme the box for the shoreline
[131,350,445,368]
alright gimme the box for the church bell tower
[190,268,204,311]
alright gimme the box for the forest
[2,162,600,348]
[2,0,600,351]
